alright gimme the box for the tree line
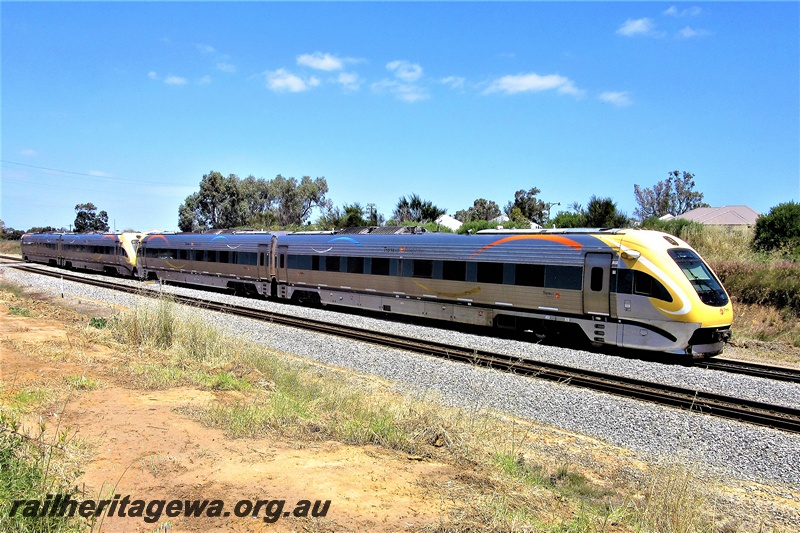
[3,169,797,258]
[178,172,330,231]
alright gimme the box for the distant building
[490,214,542,229]
[674,205,760,227]
[435,214,463,232]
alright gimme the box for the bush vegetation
[0,412,84,533]
[456,219,530,234]
[752,201,800,258]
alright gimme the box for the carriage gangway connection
[5,260,800,434]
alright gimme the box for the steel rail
[697,358,800,385]
[9,263,800,434]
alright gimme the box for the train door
[277,245,288,280]
[258,244,270,280]
[276,245,289,299]
[583,253,611,316]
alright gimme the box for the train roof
[142,232,273,245]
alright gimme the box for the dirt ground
[0,302,460,531]
[2,282,800,532]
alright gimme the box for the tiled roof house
[675,205,760,227]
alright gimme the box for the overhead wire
[1,159,179,186]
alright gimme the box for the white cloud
[371,60,428,102]
[484,72,584,97]
[196,43,217,54]
[264,69,320,93]
[89,170,113,178]
[599,91,632,107]
[441,76,465,90]
[617,18,656,36]
[297,52,346,71]
[664,6,702,17]
[148,71,159,80]
[386,60,423,82]
[336,72,361,91]
[20,149,37,157]
[676,26,710,39]
[164,75,188,86]
[198,75,212,86]
[216,62,237,73]
[371,79,429,103]
[393,85,428,103]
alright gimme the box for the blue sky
[2,1,798,232]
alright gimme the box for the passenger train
[20,227,733,357]
[21,232,144,277]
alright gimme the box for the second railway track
[6,262,800,434]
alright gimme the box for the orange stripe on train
[469,235,583,258]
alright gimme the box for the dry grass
[682,225,759,263]
[0,239,21,255]
[109,295,742,532]
[1,284,796,531]
[732,303,800,347]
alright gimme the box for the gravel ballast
[3,264,800,490]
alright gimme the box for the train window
[590,267,604,292]
[288,255,312,270]
[237,252,257,266]
[515,264,545,287]
[545,266,582,290]
[442,261,466,282]
[668,248,728,307]
[371,257,390,276]
[347,256,364,274]
[179,249,189,261]
[219,251,230,264]
[279,254,285,269]
[477,262,504,284]
[617,270,673,302]
[634,272,673,302]
[259,253,265,267]
[399,259,412,277]
[207,250,218,262]
[325,256,340,272]
[311,255,320,271]
[412,259,433,278]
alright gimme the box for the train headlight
[621,250,641,260]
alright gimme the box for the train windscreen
[667,249,728,307]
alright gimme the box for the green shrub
[88,317,107,329]
[752,201,800,258]
[456,219,530,234]
[682,225,758,263]
[639,216,704,240]
[551,210,586,229]
[713,260,800,315]
[0,414,84,532]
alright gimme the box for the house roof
[675,205,760,226]
[435,214,463,231]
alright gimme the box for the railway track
[7,262,800,434]
[697,358,800,384]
